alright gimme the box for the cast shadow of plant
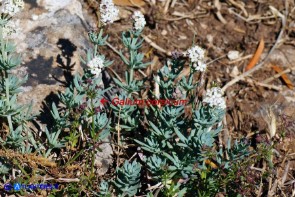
[53,38,77,87]
[36,39,77,130]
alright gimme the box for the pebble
[227,50,240,60]
[161,29,168,36]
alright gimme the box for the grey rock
[12,0,113,176]
[14,0,93,87]
[94,142,114,176]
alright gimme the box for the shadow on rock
[53,38,77,87]
[25,55,63,86]
[37,91,60,131]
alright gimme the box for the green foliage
[114,30,150,95]
[0,157,10,174]
[0,15,36,161]
[113,160,141,197]
[97,180,111,197]
[103,24,254,196]
[0,7,275,197]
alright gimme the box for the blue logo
[13,183,21,191]
[4,183,13,191]
[4,183,59,191]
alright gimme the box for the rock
[94,142,114,176]
[230,66,240,77]
[17,84,64,115]
[13,2,91,115]
[10,0,114,175]
[13,0,93,88]
[9,1,94,124]
[268,46,295,100]
[227,50,240,61]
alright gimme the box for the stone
[94,142,113,176]
[227,50,240,60]
[9,0,113,175]
[13,0,93,88]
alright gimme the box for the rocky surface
[94,142,114,176]
[12,0,113,175]
[15,0,93,88]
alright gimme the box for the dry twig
[142,35,172,56]
[263,66,295,83]
[227,0,248,17]
[270,65,294,89]
[228,8,278,24]
[214,0,227,24]
[245,78,282,91]
[227,54,252,65]
[164,0,172,14]
[281,161,290,186]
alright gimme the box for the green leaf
[174,127,187,144]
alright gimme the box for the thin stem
[129,68,134,85]
[13,159,30,179]
[0,26,13,132]
[116,106,122,167]
[90,151,95,176]
[5,75,13,133]
[45,148,52,158]
[91,97,95,139]
[7,115,13,134]
[94,44,98,57]
[5,74,9,106]
[64,148,85,167]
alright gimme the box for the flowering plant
[0,0,35,152]
[0,1,275,196]
[86,1,252,196]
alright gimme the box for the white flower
[203,87,226,109]
[187,45,205,63]
[132,11,146,31]
[193,61,207,72]
[99,0,119,25]
[13,0,24,7]
[2,20,19,39]
[1,0,24,16]
[90,67,102,77]
[88,56,104,77]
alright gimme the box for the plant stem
[5,74,13,132]
[0,26,13,132]
[5,75,9,107]
[91,97,95,139]
[13,159,30,179]
[90,151,95,176]
[7,115,13,134]
[94,44,98,57]
[64,148,85,167]
[45,148,52,158]
[129,68,134,85]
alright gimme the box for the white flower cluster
[132,11,146,31]
[2,20,19,39]
[187,45,207,72]
[203,87,226,109]
[1,0,24,16]
[88,56,104,77]
[194,61,207,72]
[99,0,119,25]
